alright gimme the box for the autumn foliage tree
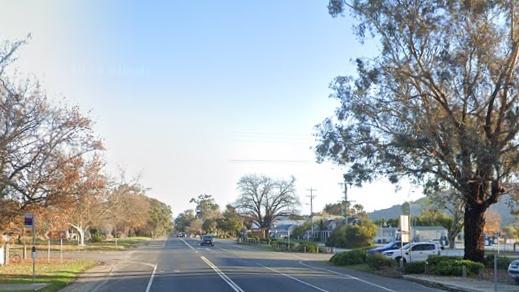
[319,0,519,262]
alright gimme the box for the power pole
[338,182,348,219]
[307,188,317,241]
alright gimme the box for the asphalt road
[63,237,441,292]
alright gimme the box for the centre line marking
[180,238,244,292]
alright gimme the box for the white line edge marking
[259,264,329,292]
[181,238,244,292]
[221,243,394,292]
[144,264,157,292]
[297,261,396,292]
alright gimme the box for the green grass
[0,259,97,292]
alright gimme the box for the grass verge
[0,259,97,292]
[10,236,152,252]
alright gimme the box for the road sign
[24,213,34,228]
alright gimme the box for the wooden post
[5,244,9,265]
[47,239,50,263]
[60,238,63,264]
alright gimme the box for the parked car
[382,242,441,263]
[200,235,214,246]
[367,241,408,255]
[508,259,519,284]
[177,232,186,238]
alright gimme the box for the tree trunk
[448,233,456,249]
[70,224,86,246]
[463,203,486,262]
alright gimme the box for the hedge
[484,255,512,269]
[330,249,367,266]
[296,241,319,253]
[427,256,462,266]
[366,253,393,270]
[404,261,426,274]
[433,259,484,276]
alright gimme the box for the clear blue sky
[1,0,422,215]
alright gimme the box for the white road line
[258,264,329,292]
[144,264,157,292]
[200,256,244,292]
[180,238,244,292]
[297,261,396,292]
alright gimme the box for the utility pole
[338,182,349,222]
[307,188,317,241]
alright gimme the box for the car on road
[177,232,186,238]
[200,235,214,246]
[382,242,441,263]
[508,259,519,284]
[367,241,408,255]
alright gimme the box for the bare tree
[235,175,299,238]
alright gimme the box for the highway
[63,237,440,292]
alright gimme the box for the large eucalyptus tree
[317,0,519,262]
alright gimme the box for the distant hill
[368,195,517,228]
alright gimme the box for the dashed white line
[180,238,244,292]
[201,256,244,292]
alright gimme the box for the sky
[0,0,423,216]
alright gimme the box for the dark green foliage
[429,257,484,276]
[296,241,319,253]
[366,253,393,270]
[427,256,462,266]
[291,221,312,239]
[403,262,426,274]
[90,229,103,243]
[330,249,366,266]
[320,0,519,263]
[326,220,377,248]
[147,198,173,237]
[484,255,512,269]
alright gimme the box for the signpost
[400,215,410,267]
[24,213,35,283]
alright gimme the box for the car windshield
[382,242,398,249]
[402,243,412,250]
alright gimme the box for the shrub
[296,241,318,253]
[434,259,484,276]
[404,261,426,274]
[330,249,366,266]
[427,255,462,266]
[366,253,393,270]
[484,255,512,269]
[326,220,377,248]
[90,232,103,243]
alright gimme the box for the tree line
[175,175,299,238]
[0,39,172,245]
